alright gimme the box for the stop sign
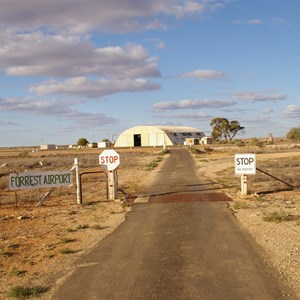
[99,149,120,170]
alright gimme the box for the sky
[0,0,299,147]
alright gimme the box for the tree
[286,127,300,141]
[210,118,244,142]
[77,137,89,146]
[102,138,111,143]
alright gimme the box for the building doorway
[134,134,141,147]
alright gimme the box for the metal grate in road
[149,192,231,203]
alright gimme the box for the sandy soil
[193,146,300,298]
[0,145,299,299]
[0,148,162,299]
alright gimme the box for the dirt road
[50,149,292,299]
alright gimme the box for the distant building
[184,138,200,146]
[200,137,213,145]
[98,141,111,148]
[87,143,98,148]
[40,144,56,150]
[114,125,205,147]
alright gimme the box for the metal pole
[74,158,82,204]
[241,174,248,195]
[256,167,294,189]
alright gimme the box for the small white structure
[87,143,98,148]
[114,125,205,147]
[200,137,213,145]
[98,141,112,148]
[40,144,56,150]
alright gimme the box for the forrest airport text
[9,171,72,190]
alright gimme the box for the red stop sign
[99,150,120,170]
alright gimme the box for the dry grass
[0,147,162,300]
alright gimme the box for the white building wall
[114,126,203,147]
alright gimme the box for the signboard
[235,154,256,175]
[9,171,72,191]
[99,149,120,171]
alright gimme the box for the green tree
[102,138,111,143]
[210,118,244,142]
[286,127,300,141]
[77,137,89,146]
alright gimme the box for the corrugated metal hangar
[114,125,205,147]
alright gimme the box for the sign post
[234,154,256,196]
[99,150,120,200]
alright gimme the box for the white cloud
[156,112,212,119]
[153,99,235,111]
[148,38,166,49]
[0,97,117,129]
[0,32,160,78]
[181,69,226,81]
[0,119,19,126]
[30,77,160,98]
[233,17,289,27]
[0,0,224,34]
[232,91,286,102]
[233,19,262,25]
[283,105,300,118]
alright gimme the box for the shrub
[286,127,300,141]
[233,201,251,210]
[263,210,291,222]
[146,161,158,170]
[76,224,89,230]
[248,138,264,147]
[160,148,170,155]
[8,285,47,299]
[60,248,76,254]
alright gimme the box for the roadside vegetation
[286,127,300,142]
[8,285,48,299]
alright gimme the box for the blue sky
[0,0,299,147]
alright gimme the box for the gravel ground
[0,146,299,299]
[193,148,300,298]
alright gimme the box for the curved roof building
[114,125,204,147]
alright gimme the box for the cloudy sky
[0,0,299,147]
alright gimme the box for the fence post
[107,170,117,200]
[74,158,82,204]
[241,174,248,196]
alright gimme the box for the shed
[200,136,213,145]
[114,126,205,147]
[40,144,56,150]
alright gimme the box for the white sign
[99,149,120,171]
[235,153,256,175]
[9,171,72,191]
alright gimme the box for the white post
[107,170,117,200]
[74,158,82,204]
[241,174,248,196]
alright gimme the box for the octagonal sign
[99,149,120,171]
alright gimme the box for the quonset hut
[114,126,205,147]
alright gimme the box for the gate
[79,171,108,203]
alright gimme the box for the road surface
[51,148,291,299]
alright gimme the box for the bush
[8,285,47,299]
[263,210,291,222]
[160,148,170,155]
[286,127,300,141]
[248,138,264,147]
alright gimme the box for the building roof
[153,126,201,133]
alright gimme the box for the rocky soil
[0,148,162,299]
[193,145,300,298]
[0,145,299,299]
